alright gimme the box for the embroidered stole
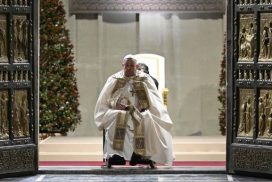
[113,111,129,151]
[112,78,149,156]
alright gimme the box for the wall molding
[69,0,225,14]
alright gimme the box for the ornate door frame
[227,0,272,177]
[0,0,39,177]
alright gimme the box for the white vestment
[94,70,174,166]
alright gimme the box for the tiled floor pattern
[0,174,271,182]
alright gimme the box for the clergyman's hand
[116,103,127,110]
[131,107,143,124]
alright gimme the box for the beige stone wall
[64,2,225,136]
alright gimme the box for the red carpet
[39,161,225,166]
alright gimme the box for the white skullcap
[123,54,137,64]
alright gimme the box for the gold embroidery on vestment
[133,118,145,155]
[111,78,127,95]
[113,111,129,151]
[133,81,149,110]
[111,76,150,155]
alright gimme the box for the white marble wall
[63,2,225,136]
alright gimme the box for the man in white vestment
[94,55,174,168]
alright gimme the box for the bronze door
[227,0,272,177]
[0,0,38,177]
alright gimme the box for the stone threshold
[39,166,226,175]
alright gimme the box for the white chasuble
[94,70,174,166]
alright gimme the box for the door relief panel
[12,90,29,138]
[258,89,272,138]
[259,13,272,61]
[13,15,29,63]
[238,89,254,137]
[238,14,255,62]
[0,14,7,63]
[0,90,8,140]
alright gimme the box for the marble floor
[39,136,226,162]
[0,174,271,182]
[1,166,271,182]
